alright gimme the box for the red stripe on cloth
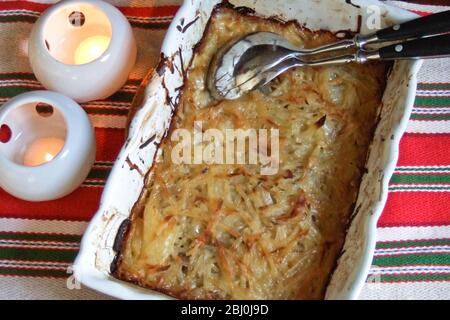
[0,128,124,221]
[0,1,179,18]
[0,187,102,221]
[95,128,125,162]
[408,10,431,17]
[118,6,179,17]
[0,1,49,12]
[379,192,450,227]
[397,133,450,166]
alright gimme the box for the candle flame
[23,138,65,167]
[74,36,111,65]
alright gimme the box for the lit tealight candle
[0,91,95,202]
[28,0,137,102]
[74,36,111,65]
[23,137,65,167]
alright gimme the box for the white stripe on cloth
[413,109,450,113]
[395,165,450,172]
[0,277,111,300]
[359,282,450,300]
[0,263,68,271]
[389,188,450,193]
[369,265,450,274]
[0,218,87,235]
[406,120,450,133]
[4,276,449,300]
[384,0,450,13]
[377,225,450,242]
[21,0,181,6]
[0,260,71,267]
[416,91,450,96]
[89,114,127,129]
[0,238,79,247]
[375,246,450,256]
[389,184,450,188]
[417,59,450,83]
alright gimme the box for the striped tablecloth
[0,0,449,300]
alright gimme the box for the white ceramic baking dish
[74,0,422,300]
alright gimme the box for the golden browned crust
[114,4,389,300]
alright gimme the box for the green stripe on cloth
[377,239,450,249]
[377,273,450,283]
[106,91,136,102]
[94,161,114,166]
[0,15,37,24]
[0,88,136,104]
[0,248,77,262]
[0,73,37,80]
[411,114,450,121]
[129,21,171,29]
[0,86,31,98]
[0,232,81,242]
[0,268,68,278]
[82,181,106,187]
[396,167,450,172]
[374,254,450,266]
[0,73,142,85]
[414,97,450,107]
[389,186,450,191]
[0,15,170,30]
[0,95,129,116]
[86,168,110,180]
[417,83,450,90]
[126,79,144,86]
[391,174,450,184]
[0,87,136,102]
[81,106,129,116]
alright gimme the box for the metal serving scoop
[207,10,450,100]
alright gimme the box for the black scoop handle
[379,33,450,60]
[376,10,450,42]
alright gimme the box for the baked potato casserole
[113,3,389,300]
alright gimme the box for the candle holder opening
[69,11,86,27]
[0,124,12,144]
[36,103,54,118]
[43,3,112,65]
[0,100,67,166]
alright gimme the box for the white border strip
[406,120,450,133]
[0,277,109,300]
[89,114,126,129]
[377,225,450,242]
[385,0,450,13]
[375,246,450,256]
[370,265,450,274]
[18,0,181,6]
[0,218,87,235]
[417,59,450,83]
[359,281,450,300]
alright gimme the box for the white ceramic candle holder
[0,91,95,202]
[28,0,137,103]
